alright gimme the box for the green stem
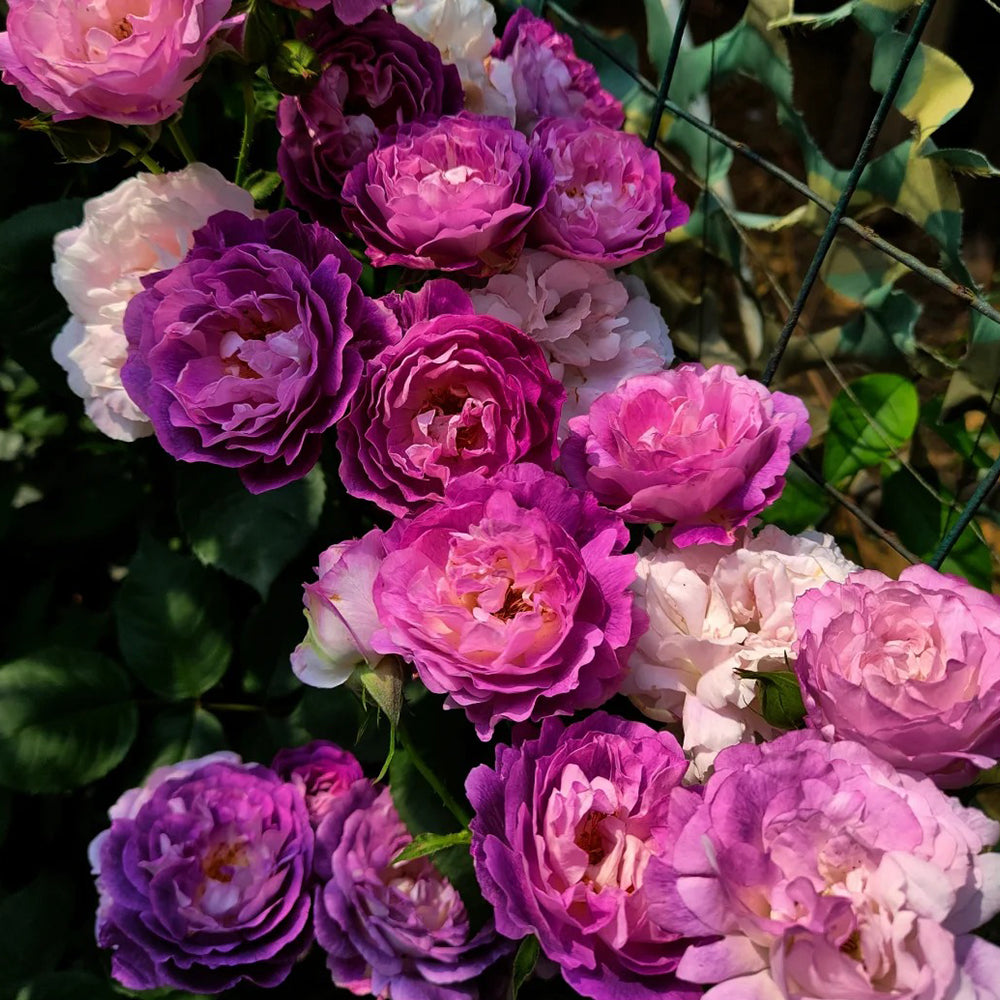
[235,78,255,186]
[399,724,472,828]
[168,119,196,164]
[120,140,163,174]
[201,701,265,714]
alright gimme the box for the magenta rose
[467,713,700,1000]
[490,8,623,132]
[561,364,811,545]
[795,564,1000,788]
[371,464,643,738]
[277,11,463,228]
[271,741,364,827]
[121,209,394,493]
[313,780,508,999]
[0,0,231,125]
[646,732,1000,1000]
[271,0,388,19]
[337,280,564,515]
[527,117,689,266]
[341,112,553,275]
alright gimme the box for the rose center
[202,840,250,884]
[574,810,609,865]
[111,17,134,39]
[493,586,532,622]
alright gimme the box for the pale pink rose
[795,564,1000,788]
[51,164,255,441]
[292,530,386,688]
[625,525,857,777]
[0,0,232,125]
[469,251,673,436]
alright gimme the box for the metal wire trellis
[539,0,1000,573]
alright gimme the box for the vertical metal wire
[759,0,939,387]
[931,454,1000,568]
[645,0,696,148]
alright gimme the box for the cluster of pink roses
[7,0,1000,997]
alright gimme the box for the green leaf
[177,464,325,598]
[389,746,490,931]
[510,935,540,1000]
[392,830,472,864]
[822,374,919,486]
[241,169,284,204]
[353,655,405,730]
[881,469,992,590]
[144,707,227,771]
[115,536,232,700]
[736,668,806,730]
[0,875,74,993]
[0,199,84,391]
[758,465,830,533]
[16,972,120,1000]
[0,648,137,794]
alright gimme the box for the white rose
[625,524,858,777]
[51,163,255,441]
[469,250,673,437]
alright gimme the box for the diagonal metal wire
[759,0,938,387]
[545,1,1000,330]
[544,1,998,572]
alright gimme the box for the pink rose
[561,364,811,545]
[0,0,232,125]
[626,526,857,777]
[795,564,1000,788]
[292,530,386,688]
[469,251,673,437]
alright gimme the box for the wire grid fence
[537,0,1000,576]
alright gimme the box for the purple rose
[277,11,463,227]
[646,732,1000,1000]
[271,0,388,19]
[371,464,642,738]
[88,753,314,993]
[795,565,1000,788]
[342,112,553,275]
[272,740,365,827]
[467,713,699,1000]
[121,209,394,493]
[337,281,565,515]
[313,780,507,999]
[527,117,689,266]
[561,364,811,545]
[0,0,231,125]
[490,8,623,132]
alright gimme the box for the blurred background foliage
[2,1,1000,997]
